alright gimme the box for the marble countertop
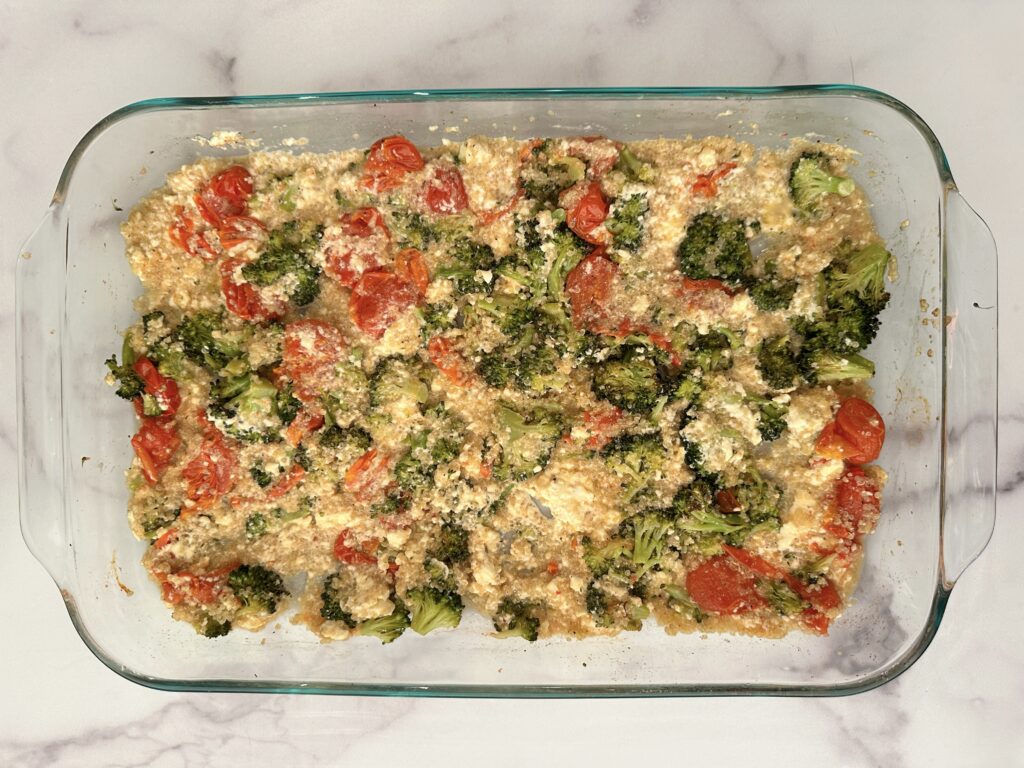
[1,1,1020,765]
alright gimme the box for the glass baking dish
[16,86,997,697]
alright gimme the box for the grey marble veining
[1,0,1021,766]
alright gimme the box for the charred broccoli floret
[320,573,356,626]
[207,372,287,443]
[242,221,323,306]
[227,564,288,617]
[591,345,664,414]
[427,521,470,566]
[105,354,144,400]
[174,312,247,372]
[492,597,541,641]
[676,213,753,286]
[757,335,801,391]
[606,193,649,251]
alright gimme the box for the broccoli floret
[676,213,753,286]
[585,580,647,631]
[496,219,549,295]
[492,402,564,480]
[749,397,789,441]
[208,372,286,443]
[581,536,632,578]
[492,597,541,641]
[591,345,664,414]
[105,354,144,400]
[749,277,798,311]
[391,210,435,249]
[689,329,737,373]
[520,143,586,205]
[357,598,411,644]
[763,579,806,616]
[175,312,246,371]
[681,437,716,482]
[319,424,373,452]
[606,193,649,251]
[394,411,465,493]
[139,500,180,540]
[242,221,322,306]
[662,584,706,623]
[615,147,655,183]
[619,511,671,574]
[438,239,498,294]
[601,433,666,501]
[473,294,537,338]
[274,384,301,426]
[789,152,855,213]
[546,226,590,303]
[196,615,232,638]
[802,350,876,384]
[245,512,268,539]
[320,573,356,626]
[249,464,274,489]
[827,242,891,308]
[757,335,801,390]
[672,481,747,537]
[227,564,288,617]
[427,522,470,566]
[368,356,432,411]
[406,577,464,635]
[585,581,614,628]
[418,302,457,339]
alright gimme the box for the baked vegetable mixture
[106,132,889,643]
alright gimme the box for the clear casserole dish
[16,86,997,697]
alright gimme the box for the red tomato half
[344,448,393,502]
[132,357,181,419]
[169,207,218,261]
[826,466,881,542]
[565,252,618,329]
[196,165,253,226]
[427,336,472,386]
[361,135,425,192]
[834,397,886,464]
[131,419,181,485]
[341,207,390,238]
[183,436,237,509]
[282,319,346,403]
[219,257,283,322]
[323,207,390,287]
[424,165,469,215]
[349,270,419,339]
[333,528,379,565]
[686,555,765,615]
[563,181,609,245]
[217,215,267,249]
[395,248,430,296]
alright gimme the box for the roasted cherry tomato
[424,165,469,215]
[826,466,881,542]
[219,257,284,322]
[691,162,737,198]
[394,247,430,296]
[686,555,765,615]
[195,165,253,225]
[361,135,425,192]
[131,356,180,419]
[333,528,379,565]
[169,207,218,261]
[131,419,181,485]
[815,397,885,464]
[217,215,266,249]
[183,435,237,509]
[344,448,393,502]
[427,336,472,386]
[563,181,608,244]
[349,270,419,339]
[565,251,618,329]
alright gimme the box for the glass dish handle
[16,209,69,586]
[941,189,998,588]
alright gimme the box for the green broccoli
[492,597,541,641]
[681,437,717,483]
[245,512,269,539]
[406,576,464,635]
[195,615,233,638]
[496,218,549,295]
[356,598,411,644]
[672,481,748,536]
[174,312,246,371]
[606,193,649,251]
[207,372,286,443]
[418,302,458,339]
[750,397,789,441]
[520,142,586,205]
[227,564,288,617]
[789,152,855,213]
[242,221,323,306]
[749,277,798,311]
[390,210,436,249]
[802,350,876,384]
[581,536,632,578]
[139,501,180,540]
[477,328,563,393]
[662,584,706,623]
[591,345,664,414]
[473,294,538,338]
[763,579,806,616]
[827,242,891,309]
[427,521,470,566]
[689,329,738,373]
[601,433,666,501]
[676,213,753,286]
[492,402,564,480]
[619,511,672,574]
[320,573,356,626]
[368,356,432,411]
[757,335,801,390]
[615,146,655,183]
[437,238,498,294]
[105,354,144,400]
[546,226,590,303]
[585,580,646,631]
[319,424,373,452]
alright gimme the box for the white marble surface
[1,1,1020,765]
